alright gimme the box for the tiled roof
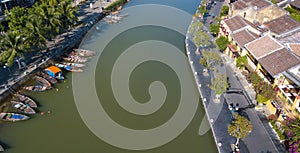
[258,48,300,76]
[242,0,255,3]
[251,0,271,9]
[291,0,300,9]
[273,0,284,3]
[231,29,258,47]
[223,15,256,32]
[263,15,300,36]
[232,0,271,10]
[233,1,248,10]
[289,43,300,57]
[245,35,283,59]
[278,31,300,44]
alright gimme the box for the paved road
[186,0,283,152]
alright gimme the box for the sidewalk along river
[0,0,217,152]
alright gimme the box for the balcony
[278,85,299,105]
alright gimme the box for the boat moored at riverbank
[36,71,58,85]
[23,85,51,92]
[61,62,86,68]
[73,48,96,57]
[35,76,52,87]
[16,94,37,108]
[0,113,30,122]
[45,66,64,80]
[11,101,36,114]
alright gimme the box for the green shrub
[215,36,229,51]
[270,120,285,140]
[220,6,229,17]
[285,7,300,22]
[236,55,247,69]
[257,94,269,104]
[209,24,219,35]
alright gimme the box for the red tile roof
[232,29,258,47]
[289,43,300,57]
[263,15,300,36]
[232,0,271,10]
[233,1,248,10]
[223,15,255,32]
[251,0,271,9]
[291,0,300,9]
[245,35,283,59]
[258,48,300,76]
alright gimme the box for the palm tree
[58,0,78,32]
[5,6,28,33]
[24,7,48,49]
[0,31,29,69]
[228,114,252,145]
[31,2,61,40]
[283,118,300,152]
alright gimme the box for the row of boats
[103,12,128,24]
[0,48,96,122]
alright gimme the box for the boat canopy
[45,66,64,80]
[46,66,61,73]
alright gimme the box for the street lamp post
[3,63,11,74]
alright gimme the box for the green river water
[0,0,217,152]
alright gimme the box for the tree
[209,23,219,36]
[198,5,208,17]
[194,30,211,49]
[228,114,252,145]
[208,72,229,95]
[0,31,29,68]
[199,50,222,69]
[236,55,247,69]
[215,36,229,51]
[284,118,300,152]
[5,7,28,33]
[32,1,61,39]
[25,7,47,49]
[58,0,78,32]
[189,21,204,33]
[220,6,229,17]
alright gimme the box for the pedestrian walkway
[185,1,282,153]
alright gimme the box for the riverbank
[0,0,128,105]
[185,2,238,153]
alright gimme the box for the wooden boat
[103,17,118,24]
[0,144,4,151]
[117,5,122,11]
[61,62,86,68]
[55,63,84,73]
[69,68,83,72]
[73,49,96,57]
[63,57,88,63]
[36,71,58,85]
[23,85,51,92]
[11,101,36,114]
[35,76,52,87]
[111,11,120,15]
[45,66,64,80]
[16,94,37,108]
[0,113,29,122]
[119,13,129,18]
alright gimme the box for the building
[263,15,300,38]
[290,0,300,11]
[230,0,287,24]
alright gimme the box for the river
[0,0,217,152]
